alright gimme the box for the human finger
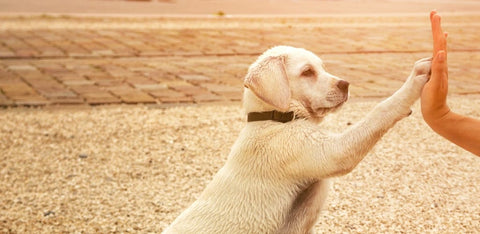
[431,14,446,56]
[430,10,437,22]
[430,50,448,87]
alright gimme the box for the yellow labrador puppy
[163,46,431,234]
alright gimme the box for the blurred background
[0,0,480,15]
[1,0,480,106]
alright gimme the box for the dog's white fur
[163,46,431,234]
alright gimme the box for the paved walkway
[1,14,480,106]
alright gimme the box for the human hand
[421,11,451,123]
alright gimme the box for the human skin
[420,11,480,156]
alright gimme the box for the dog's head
[244,46,349,122]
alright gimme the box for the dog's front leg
[309,57,431,178]
[277,58,431,234]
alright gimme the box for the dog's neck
[243,89,276,113]
[243,89,296,123]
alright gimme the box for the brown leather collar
[247,111,295,123]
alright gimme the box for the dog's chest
[187,166,300,233]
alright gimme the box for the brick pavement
[1,15,480,106]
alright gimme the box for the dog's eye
[301,68,316,77]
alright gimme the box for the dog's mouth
[296,94,348,122]
[315,99,346,114]
[309,96,348,119]
[322,92,348,109]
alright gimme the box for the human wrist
[422,100,449,120]
[423,105,452,129]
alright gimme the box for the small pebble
[44,211,55,217]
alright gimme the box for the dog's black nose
[336,80,349,93]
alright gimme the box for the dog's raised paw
[406,57,432,90]
[412,57,432,78]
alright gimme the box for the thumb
[432,50,446,72]
[429,50,448,90]
[434,50,446,63]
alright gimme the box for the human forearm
[426,111,480,156]
[422,11,480,157]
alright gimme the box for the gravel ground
[1,97,479,233]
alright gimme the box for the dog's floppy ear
[244,55,291,111]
